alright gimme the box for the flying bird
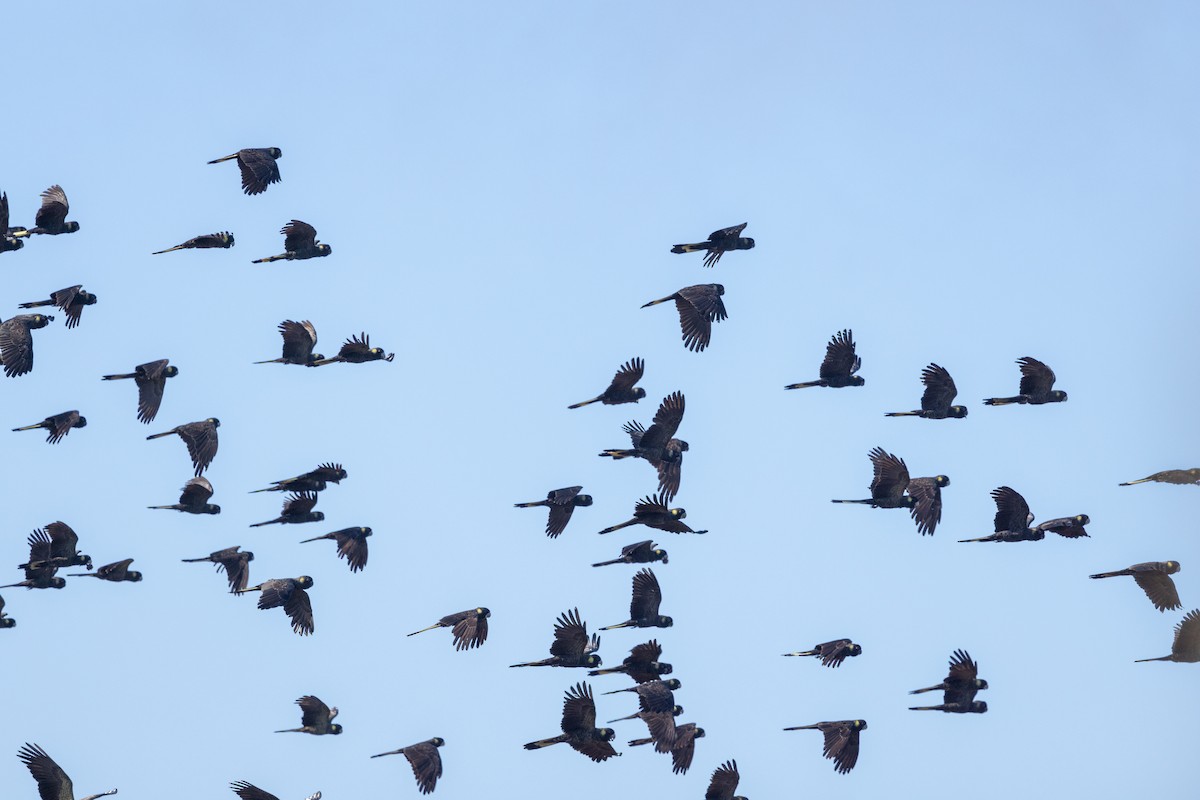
[12,410,86,444]
[958,489,1089,544]
[310,332,393,365]
[605,678,680,722]
[152,231,234,254]
[0,313,53,377]
[102,358,178,423]
[146,418,219,476]
[231,781,320,800]
[67,558,142,583]
[300,527,372,572]
[885,363,966,418]
[11,185,79,236]
[235,576,315,636]
[17,743,116,800]
[588,639,672,682]
[670,222,755,267]
[784,638,862,667]
[832,446,915,509]
[510,607,601,668]
[251,462,346,494]
[641,284,728,352]
[371,738,444,795]
[0,594,14,628]
[407,607,490,650]
[19,285,97,329]
[1120,469,1200,487]
[783,719,867,774]
[523,682,620,762]
[1090,562,1182,612]
[1135,609,1200,663]
[983,356,1067,406]
[600,568,672,630]
[629,719,704,773]
[600,391,687,499]
[19,522,91,572]
[2,564,66,590]
[907,474,951,536]
[182,546,253,593]
[705,759,747,800]
[254,320,322,365]
[251,492,324,527]
[1035,514,1090,538]
[208,147,282,195]
[591,540,668,568]
[252,220,331,263]
[786,329,864,389]
[0,191,23,253]
[909,649,989,713]
[568,357,646,408]
[275,695,342,735]
[598,491,706,534]
[514,486,593,538]
[149,476,220,514]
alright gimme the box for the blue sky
[3,2,1198,798]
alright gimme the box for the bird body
[600,391,687,499]
[300,527,371,572]
[149,476,220,514]
[19,285,97,329]
[254,320,322,365]
[13,410,87,443]
[523,682,620,762]
[599,490,706,534]
[786,329,863,389]
[407,607,490,650]
[19,522,91,572]
[510,607,601,668]
[11,185,80,235]
[146,418,219,475]
[642,284,728,352]
[371,738,444,795]
[784,638,862,667]
[235,576,315,635]
[68,558,141,582]
[251,462,346,493]
[18,743,117,800]
[569,357,646,408]
[705,759,747,800]
[1120,468,1200,486]
[670,222,754,267]
[102,358,177,423]
[1136,609,1200,663]
[908,650,988,713]
[310,332,393,365]
[152,231,234,254]
[275,695,342,735]
[0,313,53,377]
[250,491,324,527]
[906,474,950,535]
[208,147,282,195]
[252,220,330,262]
[592,539,668,568]
[182,546,253,592]
[514,486,592,537]
[886,363,966,418]
[600,568,672,630]
[1090,561,1181,612]
[983,356,1067,406]
[783,719,867,774]
[832,446,915,509]
[588,639,671,682]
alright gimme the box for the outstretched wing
[36,185,69,227]
[237,149,282,195]
[18,742,74,800]
[550,607,590,659]
[297,695,332,728]
[919,363,958,412]
[560,682,598,733]
[403,742,443,794]
[0,318,36,377]
[631,568,663,619]
[991,486,1031,532]
[819,329,860,380]
[1132,570,1182,612]
[868,446,909,500]
[282,219,318,251]
[1017,356,1056,396]
[608,357,644,392]
[178,420,219,475]
[451,613,488,650]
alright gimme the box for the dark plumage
[786,329,864,389]
[235,575,315,636]
[0,593,14,628]
[641,284,728,352]
[19,285,96,329]
[1,564,65,590]
[371,738,444,795]
[102,358,178,423]
[523,682,620,762]
[208,147,282,195]
[600,568,672,630]
[18,522,91,572]
[18,743,117,800]
[11,185,80,236]
[0,191,23,253]
[909,649,989,713]
[67,558,142,583]
[1090,561,1182,612]
[251,492,324,527]
[885,363,966,418]
[0,313,53,377]
[589,639,672,682]
[152,231,235,254]
[254,320,323,365]
[252,219,331,263]
[670,222,755,267]
[251,462,346,494]
[149,476,220,514]
[591,540,669,568]
[600,391,687,500]
[983,356,1067,406]
[629,719,704,773]
[310,332,393,365]
[514,486,593,537]
[959,486,1089,543]
[230,781,318,800]
[784,638,862,667]
[275,695,342,735]
[605,678,679,722]
[907,475,950,536]
[146,417,219,476]
[569,357,646,408]
[300,527,372,572]
[407,607,490,650]
[783,719,867,774]
[832,446,915,509]
[510,607,601,668]
[705,759,747,800]
[182,546,254,593]
[1035,514,1091,538]
[598,491,707,535]
[12,410,86,444]
[1120,468,1200,487]
[1136,609,1200,663]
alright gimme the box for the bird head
[658,616,674,628]
[577,495,594,506]
[598,728,616,741]
[948,405,968,418]
[30,314,52,327]
[64,221,80,233]
[853,720,868,730]
[268,147,283,159]
[670,508,686,519]
[970,701,988,713]
[222,232,235,246]
[713,284,725,295]
[205,505,221,515]
[312,512,326,522]
[244,551,256,561]
[742,237,756,249]
[935,475,950,487]
[1074,514,1090,525]
[476,607,491,618]
[1050,390,1068,402]
[165,366,180,377]
[207,418,221,427]
[296,575,315,588]
[634,387,647,400]
[330,724,344,735]
[75,416,88,428]
[308,354,326,363]
[50,577,66,588]
[0,618,14,628]
[431,737,446,747]
[80,555,94,570]
[975,678,989,690]
[81,292,98,305]
[664,679,682,690]
[1166,561,1180,573]
[361,527,373,536]
[851,376,866,387]
[586,654,602,667]
[654,549,668,564]
[127,571,144,582]
[849,643,863,656]
[693,727,706,738]
[655,662,673,675]
[317,244,333,257]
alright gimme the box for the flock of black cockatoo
[5,184,1197,798]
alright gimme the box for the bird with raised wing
[275,695,342,735]
[670,222,755,268]
[250,492,324,527]
[149,476,220,514]
[67,559,141,583]
[252,220,331,263]
[588,639,672,682]
[408,607,490,650]
[569,357,646,408]
[19,285,96,329]
[1136,609,1200,663]
[598,491,706,535]
[11,185,79,236]
[600,569,672,630]
[1090,561,1181,612]
[17,743,116,800]
[983,356,1067,406]
[909,649,989,713]
[510,608,601,668]
[515,486,593,537]
[310,332,393,365]
[0,313,53,377]
[600,391,688,499]
[786,329,864,389]
[591,540,669,568]
[254,320,323,366]
[885,363,966,419]
[523,682,620,762]
[784,638,862,668]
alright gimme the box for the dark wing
[0,318,35,377]
[279,320,318,361]
[992,486,1031,532]
[622,540,655,559]
[1017,357,1056,396]
[257,580,292,609]
[220,554,252,593]
[920,363,958,411]
[51,286,83,327]
[26,528,54,564]
[674,296,713,352]
[636,680,676,713]
[1133,571,1182,612]
[282,219,317,251]
[403,742,442,794]
[36,185,69,227]
[339,333,372,358]
[47,412,79,444]
[820,639,853,667]
[706,759,740,800]
[134,359,172,423]
[947,649,978,685]
[0,191,8,230]
[623,420,646,449]
[708,222,748,243]
[1038,515,1089,538]
[907,478,942,536]
[180,476,214,506]
[284,587,314,635]
[561,682,599,733]
[573,735,619,762]
[451,613,487,650]
[640,392,685,451]
[678,284,728,321]
[608,357,644,392]
[643,711,678,752]
[178,421,219,475]
[819,329,860,380]
[335,530,369,572]
[297,695,332,728]
[231,781,282,800]
[46,522,80,560]
[97,558,134,579]
[868,446,909,500]
[550,607,590,659]
[633,492,671,518]
[670,724,700,774]
[237,149,282,195]
[631,569,663,619]
[282,492,318,515]
[1172,609,1200,659]
[17,742,73,800]
[545,486,583,537]
[823,724,862,774]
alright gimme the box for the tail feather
[671,242,705,254]
[640,295,674,308]
[591,557,624,567]
[17,300,52,309]
[147,505,180,511]
[249,519,277,528]
[509,658,554,668]
[66,572,99,578]
[407,623,441,637]
[1118,478,1151,486]
[207,153,238,164]
[957,535,993,543]
[908,685,939,695]
[983,396,1019,406]
[568,396,602,409]
[600,449,636,459]
[589,667,623,676]
[309,357,339,366]
[909,705,945,711]
[146,430,176,440]
[783,650,816,657]
[831,499,872,504]
[783,724,819,731]
[523,736,564,750]
[252,254,286,264]
[180,557,211,562]
[514,501,546,508]
[785,380,823,390]
[274,728,303,733]
[253,358,284,364]
[102,373,136,380]
[151,244,186,254]
[600,686,635,695]
[249,486,277,493]
[607,713,638,723]
[1135,655,1172,663]
[12,423,44,431]
[598,519,636,535]
[299,534,331,543]
[599,621,632,631]
[1089,570,1129,579]
[627,736,654,747]
[884,410,920,417]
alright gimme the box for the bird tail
[509,658,554,668]
[957,535,994,543]
[830,499,872,504]
[407,623,441,637]
[66,572,99,578]
[598,519,636,535]
[523,736,565,750]
[783,724,819,731]
[1088,570,1130,579]
[151,244,187,254]
[147,505,181,511]
[784,380,823,390]
[1118,477,1151,486]
[591,557,625,567]
[249,519,277,528]
[588,667,624,676]
[207,153,238,164]
[233,585,260,594]
[568,396,602,409]
[248,486,280,493]
[0,582,26,588]
[908,704,948,711]
[180,557,212,562]
[252,254,287,264]
[600,449,636,459]
[309,357,339,366]
[274,728,303,733]
[101,373,137,380]
[299,534,330,543]
[370,749,405,758]
[10,227,30,238]
[145,430,175,440]
[628,736,654,746]
[11,423,43,431]
[17,300,52,309]
[513,500,547,508]
[607,712,639,723]
[640,295,675,308]
[783,649,817,657]
[253,358,284,365]
[884,410,920,417]
[982,396,1020,406]
[908,685,940,695]
[599,621,633,631]
[1134,655,1172,663]
[670,242,706,254]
